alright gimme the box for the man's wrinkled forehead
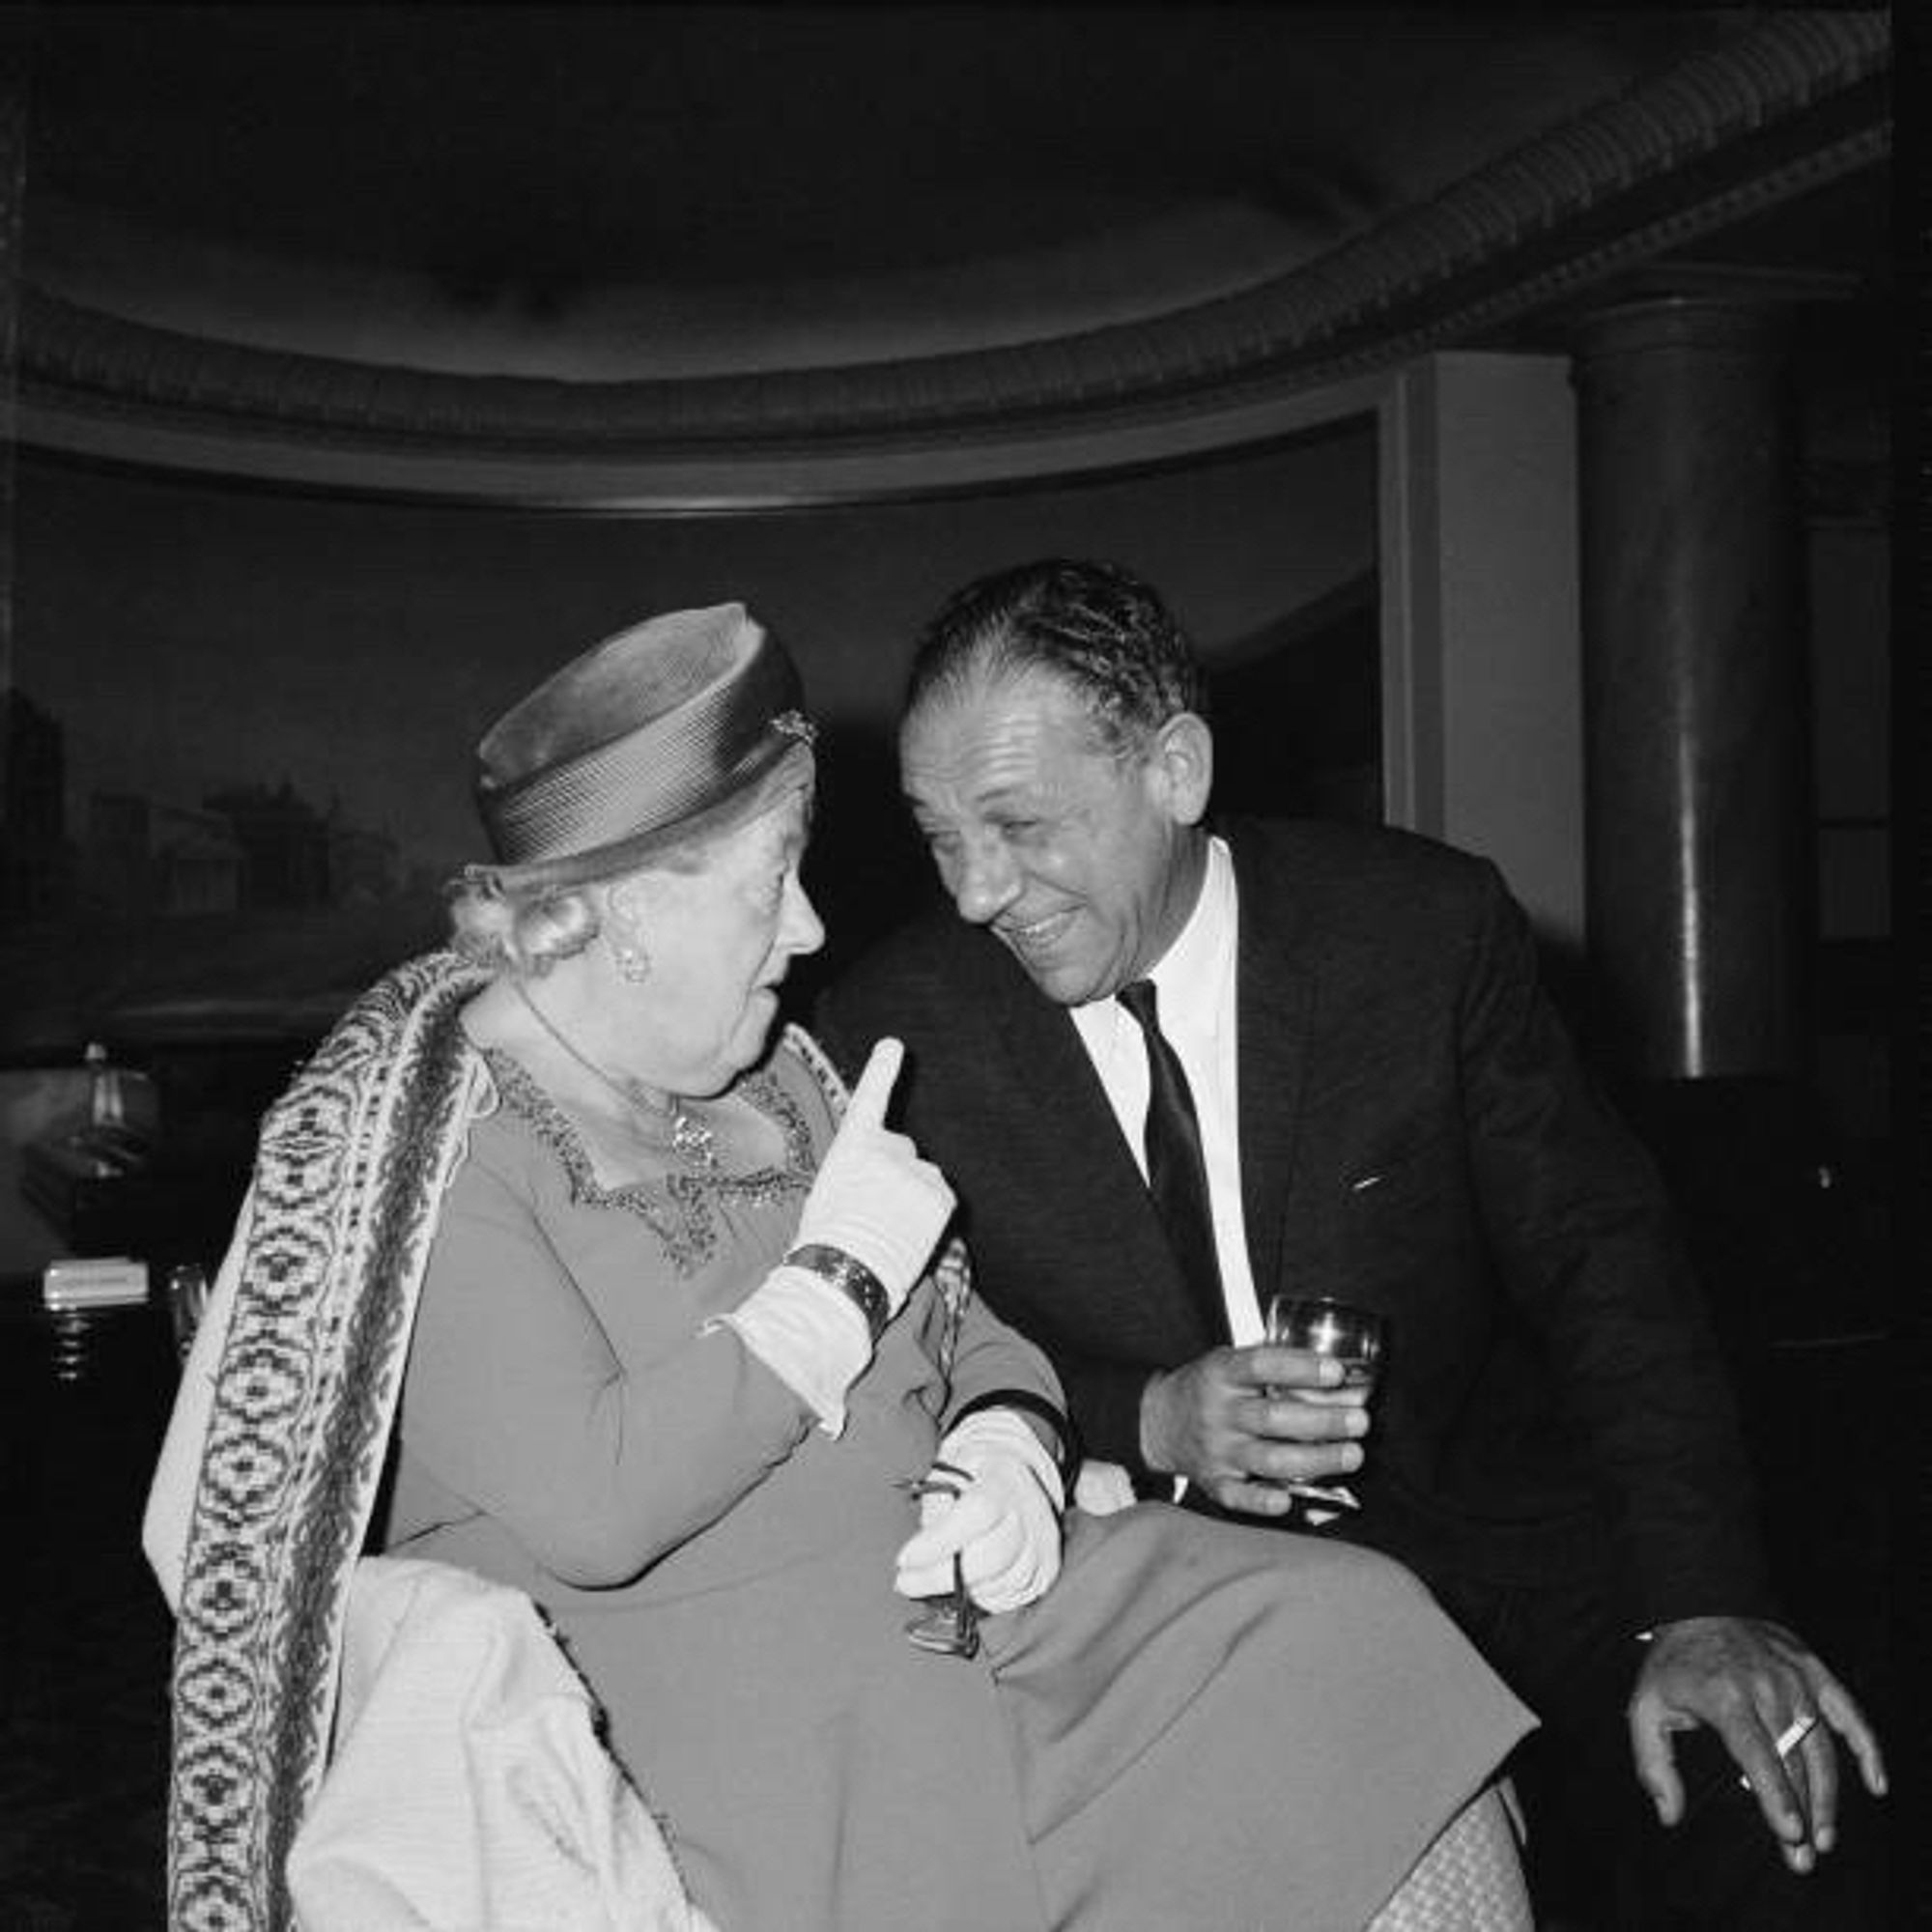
[900,663,1109,767]
[901,668,1077,802]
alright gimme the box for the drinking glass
[1264,1294,1385,1399]
[1263,1295,1386,1517]
[165,1263,213,1364]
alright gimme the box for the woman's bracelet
[783,1243,890,1345]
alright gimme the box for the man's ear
[1150,711,1214,827]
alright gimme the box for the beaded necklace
[512,978,721,1176]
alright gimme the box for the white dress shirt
[1070,837,1264,1346]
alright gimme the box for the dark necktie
[1118,979,1228,1343]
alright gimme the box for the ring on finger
[1775,1712,1820,1756]
[1738,1711,1821,1793]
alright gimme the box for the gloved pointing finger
[842,1037,904,1132]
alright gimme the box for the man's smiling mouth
[998,908,1077,952]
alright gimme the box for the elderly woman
[147,605,1533,1932]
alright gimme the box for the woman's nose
[783,877,826,956]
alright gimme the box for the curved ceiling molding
[14,11,1889,504]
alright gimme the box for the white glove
[712,1038,951,1435]
[792,1037,954,1312]
[709,1262,874,1435]
[894,1409,1065,1615]
[1072,1459,1138,1518]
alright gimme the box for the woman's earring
[610,935,651,984]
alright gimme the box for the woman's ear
[1150,711,1214,827]
[603,873,674,959]
[597,874,658,984]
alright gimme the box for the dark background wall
[15,428,1374,883]
[2,421,1378,1050]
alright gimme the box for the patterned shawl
[166,951,491,1932]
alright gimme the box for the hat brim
[464,736,815,895]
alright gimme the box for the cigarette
[1738,1713,1818,1790]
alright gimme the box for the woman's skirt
[551,1498,1532,1932]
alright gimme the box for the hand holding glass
[1265,1295,1384,1399]
[1263,1295,1385,1516]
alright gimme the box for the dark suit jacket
[819,817,1775,1632]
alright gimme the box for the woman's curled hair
[445,870,602,977]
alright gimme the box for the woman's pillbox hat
[469,603,816,890]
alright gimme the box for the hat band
[481,629,808,869]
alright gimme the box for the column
[1572,298,1805,1080]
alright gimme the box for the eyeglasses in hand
[896,1468,981,1659]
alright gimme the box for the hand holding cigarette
[1741,1709,1820,1790]
[1627,1616,1886,1874]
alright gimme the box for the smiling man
[818,556,1885,1929]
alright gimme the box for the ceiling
[5,4,1892,499]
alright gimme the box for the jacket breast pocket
[1321,1140,1485,1289]
[1338,1134,1452,1209]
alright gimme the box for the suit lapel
[1230,826,1317,1298]
[986,947,1227,1355]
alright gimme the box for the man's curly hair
[904,558,1207,754]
